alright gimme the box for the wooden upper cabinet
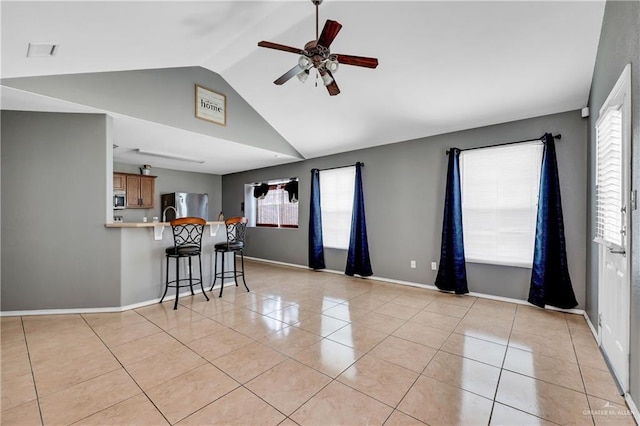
[126,175,141,208]
[115,172,156,209]
[113,173,126,191]
[139,176,155,209]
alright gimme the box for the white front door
[599,243,629,390]
[596,64,632,392]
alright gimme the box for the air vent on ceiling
[27,43,59,57]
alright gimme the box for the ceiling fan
[257,0,378,96]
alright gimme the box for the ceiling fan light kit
[325,56,339,73]
[257,0,378,96]
[297,69,310,83]
[298,55,312,69]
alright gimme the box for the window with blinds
[320,166,355,249]
[256,184,298,228]
[460,142,544,268]
[595,106,623,247]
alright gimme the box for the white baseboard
[584,313,639,424]
[244,256,310,271]
[0,256,586,317]
[244,256,585,315]
[584,311,600,343]
[0,280,237,317]
[1,305,126,317]
[625,393,640,424]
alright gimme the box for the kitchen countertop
[105,221,224,228]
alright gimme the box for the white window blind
[255,184,299,228]
[460,142,544,268]
[320,167,355,249]
[595,106,623,247]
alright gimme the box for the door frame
[595,63,632,392]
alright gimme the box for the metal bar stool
[210,216,250,297]
[160,217,209,309]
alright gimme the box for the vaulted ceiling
[1,1,605,174]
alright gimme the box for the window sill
[254,225,299,230]
[466,258,533,269]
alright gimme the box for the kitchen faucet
[162,206,177,222]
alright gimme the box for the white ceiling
[1,1,605,174]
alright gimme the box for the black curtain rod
[251,178,297,186]
[446,134,561,155]
[312,162,364,172]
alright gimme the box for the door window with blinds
[255,181,299,228]
[460,142,544,267]
[595,106,623,248]
[320,166,355,249]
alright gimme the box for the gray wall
[222,110,588,307]
[1,111,121,310]
[1,67,301,158]
[113,163,222,223]
[587,0,640,404]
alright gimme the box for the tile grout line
[224,273,614,424]
[392,295,506,424]
[490,306,578,425]
[134,298,263,424]
[383,342,437,425]
[221,289,412,422]
[176,291,503,424]
[508,312,596,370]
[179,290,374,423]
[240,364,332,424]
[568,313,598,426]
[76,313,175,426]
[12,267,620,426]
[138,318,248,425]
[330,294,464,424]
[231,292,580,419]
[487,300,519,425]
[288,292,468,423]
[19,316,45,426]
[136,295,313,424]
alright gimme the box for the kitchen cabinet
[113,173,126,191]
[126,175,156,208]
[113,172,156,209]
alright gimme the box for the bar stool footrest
[165,278,204,288]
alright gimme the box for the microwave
[113,191,126,210]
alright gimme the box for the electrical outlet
[431,262,437,271]
[410,260,416,269]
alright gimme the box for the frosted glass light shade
[321,72,334,86]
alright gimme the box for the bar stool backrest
[170,217,206,251]
[225,216,248,248]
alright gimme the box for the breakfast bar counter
[105,221,231,307]
[106,221,223,241]
[105,221,223,228]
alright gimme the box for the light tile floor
[1,261,637,425]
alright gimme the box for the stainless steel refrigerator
[161,192,209,221]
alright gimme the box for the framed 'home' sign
[195,84,226,126]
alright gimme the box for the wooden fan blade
[325,70,340,96]
[274,65,305,85]
[326,80,340,96]
[258,41,303,55]
[335,54,379,68]
[317,20,342,48]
